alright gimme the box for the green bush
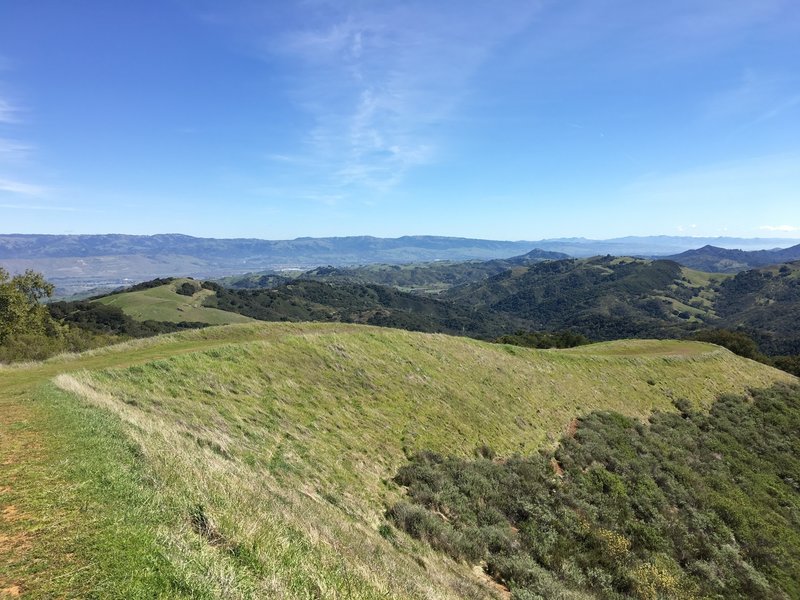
[176,282,198,296]
[388,384,800,599]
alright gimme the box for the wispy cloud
[0,97,18,124]
[0,203,77,211]
[0,137,33,162]
[623,153,800,202]
[760,224,800,232]
[258,2,541,191]
[706,69,800,125]
[0,177,47,196]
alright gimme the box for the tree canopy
[0,267,55,345]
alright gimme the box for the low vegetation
[389,383,800,598]
[0,267,116,361]
[493,330,591,349]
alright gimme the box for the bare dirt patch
[472,563,511,599]
[1,506,20,522]
[0,532,30,554]
[1,584,22,597]
[566,417,579,437]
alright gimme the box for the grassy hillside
[2,322,793,598]
[94,278,254,325]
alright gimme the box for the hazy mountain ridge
[5,233,797,297]
[2,232,797,266]
[0,234,539,261]
[664,243,800,273]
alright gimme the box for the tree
[0,268,56,344]
[692,328,765,362]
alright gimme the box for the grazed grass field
[1,323,795,598]
[94,278,254,325]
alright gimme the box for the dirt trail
[0,326,284,595]
[0,395,38,596]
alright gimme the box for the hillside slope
[715,260,800,354]
[221,248,569,295]
[2,322,793,598]
[94,278,254,325]
[445,256,724,339]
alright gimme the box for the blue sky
[0,0,799,240]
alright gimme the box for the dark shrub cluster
[388,384,800,599]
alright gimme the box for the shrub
[388,384,800,598]
[176,282,198,296]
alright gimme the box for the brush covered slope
[2,322,793,598]
[204,279,525,339]
[445,256,724,339]
[714,261,800,355]
[390,383,800,598]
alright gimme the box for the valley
[4,3,798,596]
[4,242,800,598]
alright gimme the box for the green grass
[680,266,733,287]
[1,322,796,598]
[94,279,254,325]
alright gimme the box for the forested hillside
[445,257,716,339]
[714,261,800,355]
[204,279,524,339]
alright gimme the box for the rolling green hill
[444,256,721,339]
[1,322,794,598]
[56,257,800,367]
[220,248,569,295]
[94,278,254,325]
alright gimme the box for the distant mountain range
[664,244,800,273]
[3,233,798,281]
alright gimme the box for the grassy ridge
[95,279,253,325]
[3,323,791,597]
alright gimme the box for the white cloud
[261,2,541,191]
[0,177,47,196]
[0,138,32,162]
[0,203,77,211]
[0,97,18,124]
[760,225,800,232]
